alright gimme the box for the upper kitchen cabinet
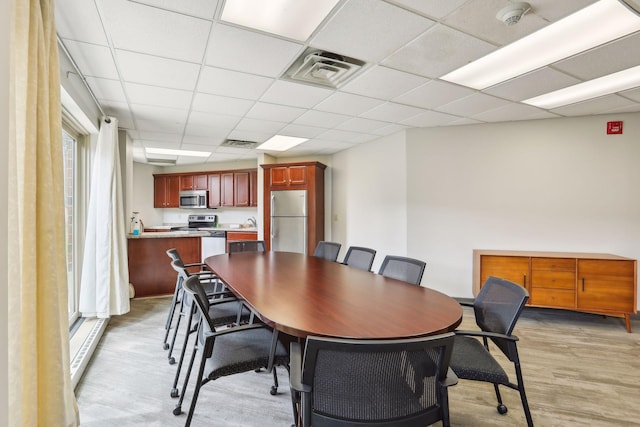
[154,174,180,208]
[234,171,250,207]
[180,174,208,191]
[220,172,235,207]
[208,173,221,208]
[268,165,307,188]
[250,169,258,207]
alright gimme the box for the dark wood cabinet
[226,231,257,252]
[221,172,234,206]
[474,250,637,332]
[153,175,180,208]
[234,171,250,207]
[180,174,207,191]
[250,169,258,207]
[261,162,326,255]
[207,173,221,208]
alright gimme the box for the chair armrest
[455,329,519,342]
[289,342,311,393]
[208,296,240,306]
[205,322,267,338]
[442,367,458,387]
[206,290,235,301]
[459,301,474,307]
[184,262,208,269]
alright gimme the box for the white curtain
[79,117,130,318]
[9,0,79,425]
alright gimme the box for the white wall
[1,0,9,421]
[330,113,640,306]
[331,131,408,270]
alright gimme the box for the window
[62,127,79,323]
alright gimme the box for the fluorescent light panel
[442,0,640,90]
[523,64,640,109]
[257,135,308,151]
[145,147,211,157]
[220,0,340,41]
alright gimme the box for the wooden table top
[205,251,462,339]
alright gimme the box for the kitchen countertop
[127,227,257,239]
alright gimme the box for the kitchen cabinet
[221,172,234,207]
[261,162,326,255]
[208,173,221,208]
[153,175,180,208]
[473,250,637,332]
[180,174,208,191]
[250,169,258,207]
[234,171,250,207]
[226,231,257,252]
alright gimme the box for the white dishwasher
[201,231,227,263]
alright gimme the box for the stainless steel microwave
[179,190,208,209]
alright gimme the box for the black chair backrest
[228,240,266,253]
[301,333,455,426]
[474,276,529,356]
[181,274,215,335]
[166,248,181,262]
[378,255,426,285]
[313,241,341,261]
[342,246,376,271]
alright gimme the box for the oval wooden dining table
[204,251,462,339]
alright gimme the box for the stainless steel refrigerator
[270,190,307,254]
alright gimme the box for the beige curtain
[8,0,79,426]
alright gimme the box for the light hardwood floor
[75,296,640,426]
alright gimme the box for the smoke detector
[284,48,365,89]
[496,2,531,25]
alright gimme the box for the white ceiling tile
[401,110,461,127]
[205,24,303,77]
[184,122,232,138]
[389,0,469,19]
[336,117,390,133]
[55,0,108,45]
[116,50,200,91]
[259,80,333,108]
[620,87,640,103]
[177,156,213,165]
[394,80,475,109]
[484,67,581,101]
[311,0,435,63]
[136,118,186,133]
[225,129,272,143]
[448,117,485,126]
[553,33,640,80]
[130,104,189,123]
[207,152,248,162]
[436,93,511,116]
[371,123,410,136]
[132,0,220,20]
[124,83,193,109]
[198,66,274,99]
[278,124,327,139]
[318,128,377,143]
[236,118,286,133]
[245,102,306,122]
[293,110,351,128]
[86,77,126,102]
[62,40,118,79]
[550,95,640,117]
[191,93,255,116]
[360,102,425,122]
[99,0,211,63]
[314,92,383,116]
[342,66,428,100]
[472,103,555,122]
[187,110,241,129]
[136,139,181,149]
[382,24,497,78]
[533,0,598,22]
[137,131,182,142]
[442,0,549,45]
[101,100,134,128]
[182,135,225,147]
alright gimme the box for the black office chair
[312,241,341,261]
[228,240,266,253]
[168,260,251,399]
[341,246,376,271]
[450,276,534,427]
[290,333,458,427]
[175,275,290,427]
[378,255,426,285]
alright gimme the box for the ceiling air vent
[284,48,365,89]
[146,158,177,166]
[221,139,259,148]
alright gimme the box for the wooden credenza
[473,250,637,332]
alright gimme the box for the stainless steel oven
[179,190,208,209]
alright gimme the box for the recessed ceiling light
[220,0,340,41]
[145,147,211,157]
[256,135,308,151]
[441,0,640,90]
[523,64,640,109]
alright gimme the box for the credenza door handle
[582,277,585,292]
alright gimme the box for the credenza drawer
[531,257,576,271]
[530,270,575,289]
[531,288,575,308]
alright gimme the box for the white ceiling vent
[146,158,177,166]
[284,49,365,89]
[221,139,259,148]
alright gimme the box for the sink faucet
[247,216,257,227]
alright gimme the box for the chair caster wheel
[255,368,262,373]
[170,388,179,398]
[163,343,169,350]
[270,386,277,395]
[169,357,176,365]
[173,406,182,416]
[497,404,508,415]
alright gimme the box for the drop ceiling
[54,0,640,165]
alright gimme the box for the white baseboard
[70,317,109,389]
